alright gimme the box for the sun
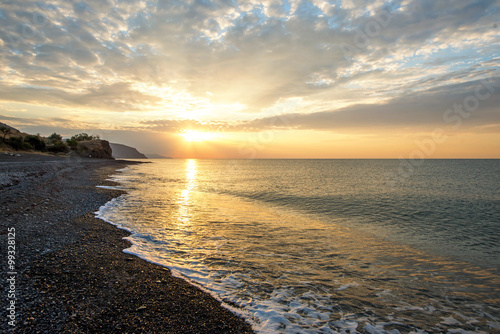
[180,130,219,142]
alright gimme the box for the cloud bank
[0,0,499,156]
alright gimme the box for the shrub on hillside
[23,142,33,150]
[48,133,63,142]
[66,138,78,149]
[24,135,46,151]
[70,133,100,142]
[6,136,24,150]
[5,136,34,151]
[0,126,10,141]
[47,141,69,153]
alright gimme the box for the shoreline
[0,155,254,333]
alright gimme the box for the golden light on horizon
[180,130,220,142]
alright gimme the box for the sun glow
[180,130,219,142]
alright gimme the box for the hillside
[0,122,21,133]
[109,143,147,159]
[0,123,113,159]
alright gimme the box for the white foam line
[94,164,260,332]
[96,185,122,190]
[120,246,259,330]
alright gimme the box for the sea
[96,159,500,333]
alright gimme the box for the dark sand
[0,153,254,333]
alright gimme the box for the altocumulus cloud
[0,0,498,132]
[244,75,500,131]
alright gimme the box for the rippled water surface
[97,159,500,333]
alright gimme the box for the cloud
[0,82,162,111]
[0,0,498,126]
[139,119,231,132]
[0,113,109,131]
[243,75,500,131]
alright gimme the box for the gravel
[0,153,254,333]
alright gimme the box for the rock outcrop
[76,140,113,159]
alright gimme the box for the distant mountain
[109,143,147,159]
[145,153,173,159]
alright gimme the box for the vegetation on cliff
[75,139,113,159]
[0,124,113,159]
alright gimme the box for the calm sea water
[97,159,500,333]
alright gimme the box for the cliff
[109,143,147,159]
[76,140,113,159]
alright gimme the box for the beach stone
[0,155,254,333]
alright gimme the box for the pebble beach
[0,153,253,333]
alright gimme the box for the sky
[0,0,499,158]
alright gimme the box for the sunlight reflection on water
[98,159,500,333]
[177,159,197,227]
